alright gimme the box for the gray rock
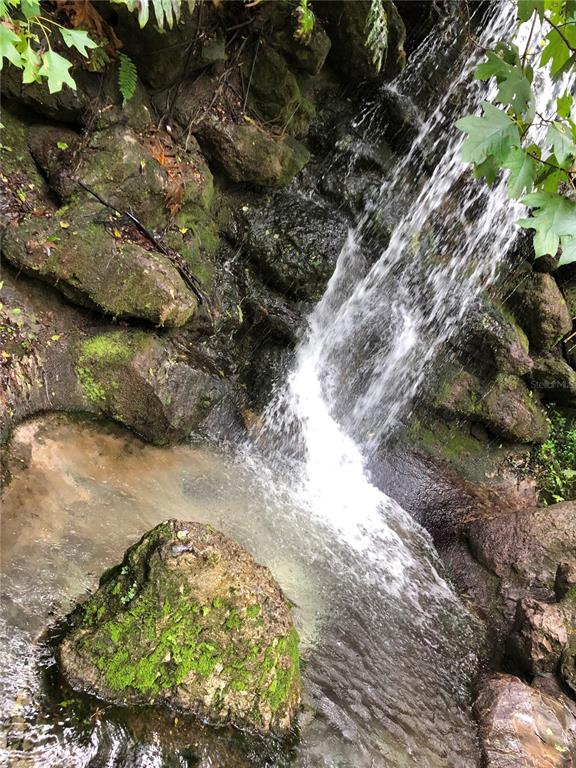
[474,673,576,768]
[58,520,301,733]
[464,303,533,376]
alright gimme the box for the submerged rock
[474,673,576,768]
[58,520,301,734]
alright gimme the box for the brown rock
[474,674,576,768]
[508,597,572,676]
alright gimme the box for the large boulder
[435,370,549,444]
[73,330,227,443]
[0,271,227,444]
[195,117,310,187]
[474,674,576,768]
[468,501,576,600]
[244,44,315,138]
[2,207,197,327]
[461,303,532,376]
[234,191,348,301]
[58,520,301,734]
[510,271,572,351]
[529,353,576,404]
[507,597,573,676]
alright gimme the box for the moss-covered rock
[2,207,197,327]
[73,329,227,443]
[509,271,573,351]
[245,45,316,138]
[435,368,549,444]
[529,353,576,404]
[462,303,533,376]
[272,11,331,75]
[319,0,406,82]
[58,520,301,734]
[195,117,310,187]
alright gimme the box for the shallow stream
[1,415,482,768]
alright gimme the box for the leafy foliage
[118,52,137,104]
[293,0,314,43]
[117,0,195,30]
[533,406,576,504]
[365,0,388,74]
[456,1,576,265]
[0,0,98,91]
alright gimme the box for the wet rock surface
[58,519,301,734]
[474,673,576,768]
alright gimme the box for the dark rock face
[235,191,349,301]
[58,520,300,734]
[463,303,533,376]
[529,353,576,404]
[474,674,576,768]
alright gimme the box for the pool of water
[1,415,483,767]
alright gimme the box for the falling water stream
[1,4,570,767]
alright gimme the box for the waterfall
[257,2,569,551]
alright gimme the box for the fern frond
[118,53,138,105]
[365,0,388,74]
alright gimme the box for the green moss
[261,628,300,713]
[77,366,106,405]
[80,334,135,365]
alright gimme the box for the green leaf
[20,0,40,18]
[60,27,98,58]
[517,0,545,21]
[541,24,576,76]
[473,156,500,186]
[546,121,576,165]
[0,23,23,71]
[502,147,538,198]
[557,94,573,119]
[37,50,76,93]
[518,193,576,257]
[456,101,520,165]
[559,235,576,265]
[21,40,41,83]
[118,52,137,104]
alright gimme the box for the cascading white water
[261,2,569,550]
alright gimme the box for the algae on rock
[58,520,301,734]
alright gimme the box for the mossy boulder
[462,303,533,376]
[529,353,576,404]
[2,207,197,327]
[73,330,227,443]
[244,45,315,138]
[195,117,310,187]
[509,271,573,351]
[435,369,549,444]
[319,0,406,82]
[58,520,301,734]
